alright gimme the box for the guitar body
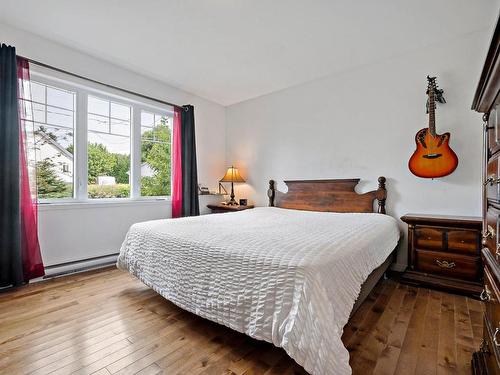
[408,128,458,178]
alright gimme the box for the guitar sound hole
[422,153,442,159]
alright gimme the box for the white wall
[226,30,491,270]
[1,22,226,266]
[38,196,222,267]
[2,21,494,270]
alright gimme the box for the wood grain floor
[0,267,483,375]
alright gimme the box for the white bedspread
[117,207,400,375]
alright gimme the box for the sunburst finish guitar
[408,76,458,178]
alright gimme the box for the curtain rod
[18,55,187,110]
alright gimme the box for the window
[87,96,131,199]
[20,81,76,200]
[27,71,173,202]
[140,112,172,196]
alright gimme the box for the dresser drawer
[415,249,480,281]
[415,227,444,250]
[484,265,500,328]
[487,153,500,202]
[447,229,480,255]
[486,207,500,255]
[414,225,480,255]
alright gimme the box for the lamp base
[226,198,239,206]
[226,182,238,205]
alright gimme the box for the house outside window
[19,81,75,200]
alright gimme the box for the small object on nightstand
[239,199,247,206]
[207,203,254,214]
[400,214,482,298]
[198,184,210,195]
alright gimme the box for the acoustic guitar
[408,76,458,178]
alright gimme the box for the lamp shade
[219,166,245,183]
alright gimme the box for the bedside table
[400,214,482,298]
[207,204,254,214]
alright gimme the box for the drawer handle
[435,259,456,269]
[494,328,500,347]
[484,175,500,185]
[483,225,495,240]
[480,288,492,301]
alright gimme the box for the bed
[117,177,400,375]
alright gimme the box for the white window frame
[30,67,174,205]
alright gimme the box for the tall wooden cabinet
[472,17,500,375]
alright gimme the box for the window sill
[37,194,224,211]
[38,197,171,211]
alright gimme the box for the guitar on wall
[408,76,458,178]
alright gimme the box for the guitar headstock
[426,75,437,94]
[426,75,446,113]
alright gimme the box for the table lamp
[219,166,245,205]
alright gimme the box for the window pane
[35,124,74,199]
[111,118,130,136]
[141,124,154,140]
[87,97,131,199]
[111,102,130,121]
[47,86,74,110]
[88,113,109,133]
[88,96,109,116]
[20,101,46,124]
[33,103,46,123]
[140,111,171,197]
[141,111,154,127]
[29,81,75,200]
[154,114,163,127]
[46,106,74,128]
[88,132,130,155]
[31,82,45,103]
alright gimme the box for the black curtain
[0,44,23,287]
[180,105,199,216]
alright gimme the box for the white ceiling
[0,0,498,106]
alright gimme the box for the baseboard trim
[38,253,119,281]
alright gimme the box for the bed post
[268,180,276,207]
[377,176,387,214]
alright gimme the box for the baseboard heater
[42,253,119,279]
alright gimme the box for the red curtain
[17,57,44,281]
[171,106,183,218]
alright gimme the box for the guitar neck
[428,89,436,137]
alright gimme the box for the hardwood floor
[0,267,483,375]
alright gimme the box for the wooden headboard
[267,176,387,214]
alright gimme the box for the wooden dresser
[471,18,500,375]
[400,214,482,297]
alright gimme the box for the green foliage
[87,143,131,187]
[87,143,119,184]
[140,122,171,196]
[36,159,72,199]
[88,184,130,199]
[111,153,130,184]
